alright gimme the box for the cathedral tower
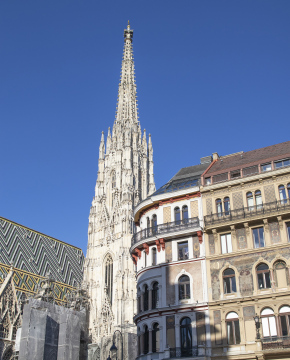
[85,22,155,360]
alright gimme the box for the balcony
[204,199,290,228]
[169,347,199,358]
[262,336,290,350]
[132,217,200,246]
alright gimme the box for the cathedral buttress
[84,22,155,359]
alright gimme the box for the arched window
[137,327,141,356]
[152,247,157,266]
[224,197,230,215]
[104,255,113,304]
[226,312,240,344]
[138,287,142,313]
[152,323,160,353]
[2,347,13,360]
[247,192,254,209]
[279,185,287,204]
[216,199,222,215]
[279,306,290,336]
[288,183,290,199]
[223,269,236,294]
[143,250,147,268]
[146,217,150,228]
[182,205,189,223]
[152,282,159,309]
[174,207,181,224]
[144,285,149,311]
[144,325,149,354]
[256,263,271,289]
[152,214,157,234]
[178,275,190,300]
[180,317,192,356]
[255,190,263,209]
[274,261,288,288]
[261,308,277,337]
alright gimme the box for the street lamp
[254,314,261,339]
[106,330,123,360]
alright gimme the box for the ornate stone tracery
[85,22,155,359]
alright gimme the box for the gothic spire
[114,21,138,126]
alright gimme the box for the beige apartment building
[200,141,290,360]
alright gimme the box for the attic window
[212,172,228,184]
[230,170,241,179]
[275,158,290,169]
[261,163,272,172]
[205,177,211,185]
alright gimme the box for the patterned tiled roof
[206,141,290,175]
[0,262,74,304]
[0,216,84,287]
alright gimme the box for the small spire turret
[99,131,105,159]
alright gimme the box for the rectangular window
[230,170,241,179]
[178,241,189,260]
[243,165,259,177]
[286,222,290,242]
[205,177,211,185]
[212,172,228,184]
[261,163,272,172]
[252,227,265,248]
[221,234,232,254]
[275,158,290,169]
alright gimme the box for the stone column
[175,324,180,348]
[141,292,144,312]
[149,287,153,310]
[148,329,153,353]
[191,312,197,347]
[140,332,144,355]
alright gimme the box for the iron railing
[169,347,198,358]
[262,335,290,350]
[132,217,200,245]
[204,199,290,227]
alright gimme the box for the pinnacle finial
[128,20,130,28]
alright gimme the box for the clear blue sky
[1,1,289,254]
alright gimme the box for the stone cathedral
[84,22,155,360]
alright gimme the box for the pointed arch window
[152,214,157,234]
[180,317,192,356]
[178,275,190,300]
[223,268,236,293]
[274,261,288,288]
[105,255,113,304]
[256,263,271,289]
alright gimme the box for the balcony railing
[262,335,290,350]
[204,199,290,227]
[170,347,198,358]
[132,217,200,245]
